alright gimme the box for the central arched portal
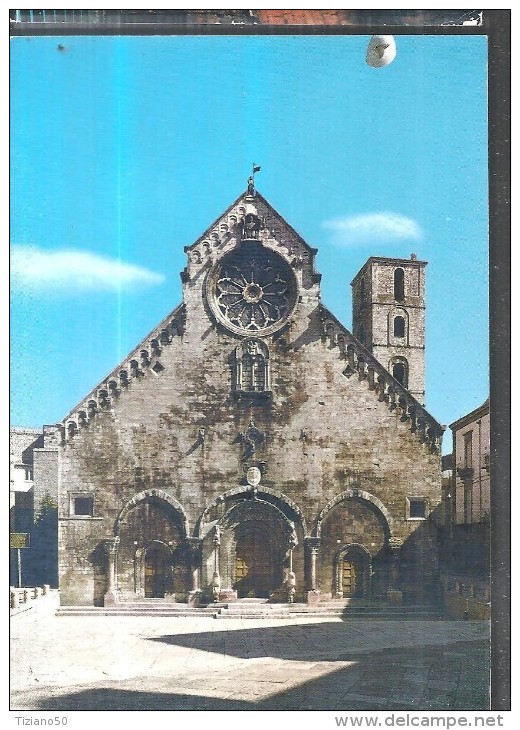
[234,524,274,598]
[202,495,303,601]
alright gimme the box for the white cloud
[322,212,422,246]
[11,245,165,293]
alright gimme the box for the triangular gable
[61,303,185,425]
[61,189,442,453]
[185,188,317,256]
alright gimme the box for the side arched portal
[317,490,391,599]
[334,544,372,598]
[116,492,190,601]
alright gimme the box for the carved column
[347,345,356,370]
[103,537,120,606]
[186,537,202,607]
[305,537,321,605]
[387,537,403,605]
[282,524,298,604]
[211,526,221,602]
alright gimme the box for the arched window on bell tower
[234,339,270,396]
[394,268,405,301]
[390,357,409,388]
[393,315,405,338]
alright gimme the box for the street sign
[10,533,30,549]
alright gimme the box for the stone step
[56,606,218,617]
[56,603,445,620]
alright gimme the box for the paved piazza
[10,599,490,712]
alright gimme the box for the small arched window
[235,339,270,394]
[394,268,405,301]
[358,324,365,345]
[241,352,266,391]
[392,360,408,388]
[393,316,405,338]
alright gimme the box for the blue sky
[10,34,488,450]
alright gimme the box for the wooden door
[342,559,357,596]
[235,532,272,598]
[144,545,167,598]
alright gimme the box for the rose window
[207,243,297,336]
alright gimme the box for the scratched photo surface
[10,21,492,718]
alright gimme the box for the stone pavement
[10,597,490,712]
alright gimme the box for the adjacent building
[439,399,490,618]
[9,426,59,587]
[451,399,490,525]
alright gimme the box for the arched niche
[115,489,189,539]
[316,489,393,599]
[115,490,190,601]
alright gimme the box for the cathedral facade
[57,188,443,607]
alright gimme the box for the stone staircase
[56,600,218,618]
[56,597,445,620]
[214,598,444,620]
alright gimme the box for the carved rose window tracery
[207,243,297,336]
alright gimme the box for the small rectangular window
[74,496,94,517]
[407,498,427,520]
[24,468,33,481]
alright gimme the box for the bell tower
[351,255,426,405]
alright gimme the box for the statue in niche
[242,213,261,239]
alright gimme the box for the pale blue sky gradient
[10,35,488,449]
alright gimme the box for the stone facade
[57,189,443,607]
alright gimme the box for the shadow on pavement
[147,620,486,661]
[13,638,489,712]
[13,687,251,711]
